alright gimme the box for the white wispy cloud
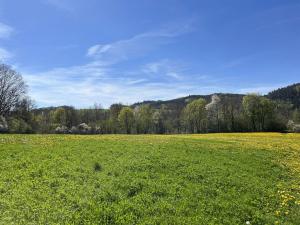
[23,58,217,108]
[43,0,74,12]
[0,22,13,39]
[21,20,218,108]
[0,22,14,62]
[126,79,147,85]
[143,59,185,80]
[0,48,13,61]
[166,72,181,79]
[87,44,112,57]
[24,67,217,108]
[86,21,194,65]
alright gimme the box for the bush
[55,126,69,134]
[77,123,91,134]
[294,124,300,133]
[69,123,92,134]
[287,120,294,131]
[70,126,79,134]
[95,126,102,134]
[287,120,300,133]
[8,118,32,133]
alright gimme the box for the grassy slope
[0,133,299,225]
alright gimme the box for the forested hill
[267,83,300,108]
[133,93,244,110]
[133,83,300,110]
[32,83,300,111]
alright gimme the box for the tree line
[0,63,299,134]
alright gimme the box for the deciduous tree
[0,64,27,116]
[118,107,134,134]
[182,98,207,133]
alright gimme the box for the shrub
[70,126,79,134]
[77,123,91,134]
[287,120,300,133]
[8,118,32,133]
[55,126,69,134]
[294,124,300,133]
[287,120,294,131]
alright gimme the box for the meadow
[0,133,299,225]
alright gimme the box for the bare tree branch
[0,64,27,116]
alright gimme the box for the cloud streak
[0,48,13,61]
[24,67,217,108]
[19,20,203,107]
[0,22,13,39]
[0,22,14,62]
[23,59,216,108]
[86,21,194,65]
[42,0,74,12]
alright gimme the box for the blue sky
[0,0,299,108]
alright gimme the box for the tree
[287,120,300,133]
[0,64,27,116]
[259,97,276,130]
[118,107,134,134]
[243,94,261,131]
[8,97,37,133]
[0,116,8,133]
[220,95,244,132]
[243,94,275,131]
[182,98,207,133]
[13,98,35,120]
[109,103,123,133]
[135,104,153,134]
[65,107,79,128]
[93,103,103,121]
[293,109,300,123]
[206,95,221,132]
[151,104,172,134]
[8,118,32,133]
[34,113,50,133]
[53,107,67,126]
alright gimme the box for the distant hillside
[33,83,299,111]
[267,83,300,108]
[32,105,75,114]
[132,83,300,110]
[132,93,244,110]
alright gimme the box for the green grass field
[0,133,299,225]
